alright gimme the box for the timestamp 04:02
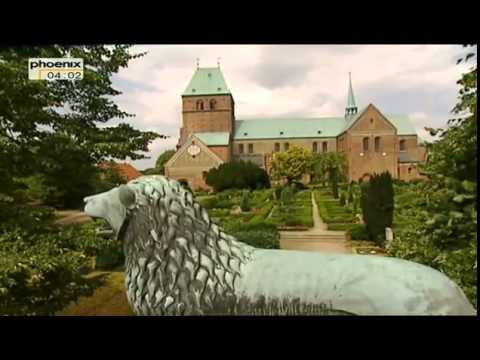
[46,71,83,80]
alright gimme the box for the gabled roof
[99,162,142,181]
[182,67,231,96]
[341,104,418,136]
[165,133,225,169]
[234,117,345,140]
[195,132,230,146]
[387,116,418,136]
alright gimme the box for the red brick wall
[398,163,427,181]
[209,145,231,162]
[345,105,398,181]
[182,95,234,136]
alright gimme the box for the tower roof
[346,72,357,110]
[182,67,231,96]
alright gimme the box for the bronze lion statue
[84,175,475,316]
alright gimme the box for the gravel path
[279,192,350,254]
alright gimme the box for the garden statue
[84,175,476,316]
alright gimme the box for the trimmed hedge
[205,160,270,192]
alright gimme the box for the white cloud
[106,44,473,169]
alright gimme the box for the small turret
[345,72,358,118]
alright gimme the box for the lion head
[84,175,254,315]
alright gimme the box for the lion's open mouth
[93,219,115,239]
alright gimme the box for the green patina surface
[234,117,346,140]
[194,132,230,146]
[182,67,231,96]
[234,114,417,140]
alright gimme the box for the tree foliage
[360,171,394,246]
[389,45,477,307]
[205,160,270,192]
[0,46,164,206]
[154,149,175,174]
[312,152,347,187]
[270,146,313,185]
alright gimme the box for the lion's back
[234,249,475,315]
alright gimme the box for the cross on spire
[196,58,200,69]
[217,57,221,68]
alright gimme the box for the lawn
[314,188,357,227]
[58,269,133,316]
[267,189,313,229]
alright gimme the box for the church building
[165,65,427,190]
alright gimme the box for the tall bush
[240,191,251,212]
[205,160,270,192]
[360,171,394,245]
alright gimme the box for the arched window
[284,142,289,151]
[196,100,204,111]
[274,143,280,152]
[408,167,412,174]
[322,142,328,153]
[399,139,406,151]
[248,144,254,154]
[209,99,216,110]
[312,142,317,153]
[374,136,381,152]
[363,137,369,152]
[238,144,244,154]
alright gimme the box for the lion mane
[119,176,255,315]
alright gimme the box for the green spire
[182,67,231,97]
[345,72,358,118]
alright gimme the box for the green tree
[205,160,270,192]
[312,152,347,187]
[389,45,477,306]
[312,152,347,198]
[360,171,394,245]
[155,149,175,175]
[0,46,164,207]
[270,146,313,185]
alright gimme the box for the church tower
[345,72,358,118]
[178,63,235,148]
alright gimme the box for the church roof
[234,113,418,140]
[194,132,230,146]
[234,117,346,140]
[341,105,418,136]
[182,67,231,96]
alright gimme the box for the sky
[109,45,474,170]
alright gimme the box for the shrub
[339,192,346,206]
[224,221,280,249]
[197,196,217,209]
[360,172,394,246]
[0,204,56,234]
[330,167,339,199]
[232,230,279,249]
[205,160,270,192]
[280,186,295,207]
[348,224,369,241]
[292,181,308,191]
[348,188,354,205]
[273,187,282,201]
[240,191,251,212]
[0,228,94,315]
